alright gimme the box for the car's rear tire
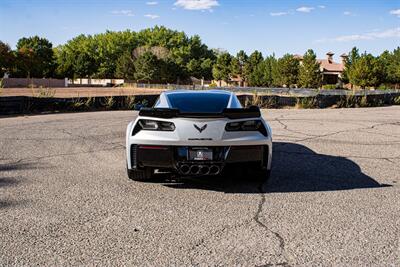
[127,167,154,181]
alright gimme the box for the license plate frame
[188,148,213,161]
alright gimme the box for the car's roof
[155,89,242,109]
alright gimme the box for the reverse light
[225,120,268,136]
[132,119,175,135]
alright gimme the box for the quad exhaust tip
[179,164,221,176]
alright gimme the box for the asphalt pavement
[0,107,399,266]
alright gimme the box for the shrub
[377,84,394,90]
[295,97,317,109]
[208,82,218,88]
[104,96,115,110]
[244,92,264,107]
[35,87,56,98]
[321,84,338,90]
[126,95,136,109]
[71,97,85,110]
[263,96,277,108]
[394,96,400,105]
[359,95,369,107]
[337,94,351,108]
[84,97,93,110]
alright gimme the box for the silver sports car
[126,90,272,181]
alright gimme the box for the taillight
[225,120,268,136]
[132,119,175,135]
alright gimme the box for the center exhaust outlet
[190,165,200,175]
[199,166,210,175]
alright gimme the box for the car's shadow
[158,142,390,193]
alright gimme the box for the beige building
[296,52,347,85]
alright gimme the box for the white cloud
[174,0,219,10]
[270,12,288,16]
[315,27,400,43]
[343,11,353,16]
[111,10,134,16]
[146,1,158,5]
[296,6,314,13]
[318,5,326,9]
[390,9,400,17]
[144,14,160,19]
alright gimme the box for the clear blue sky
[1,0,399,60]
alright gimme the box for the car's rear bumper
[128,144,271,175]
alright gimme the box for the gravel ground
[0,107,399,266]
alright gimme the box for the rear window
[167,93,230,113]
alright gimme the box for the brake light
[225,120,268,136]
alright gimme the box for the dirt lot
[0,87,166,98]
[0,107,399,265]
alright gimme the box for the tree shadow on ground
[160,142,390,193]
[0,161,39,208]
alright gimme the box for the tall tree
[276,54,300,87]
[342,47,360,84]
[116,51,135,79]
[133,51,160,83]
[298,49,322,88]
[380,47,400,86]
[0,41,14,77]
[243,50,263,84]
[212,52,233,84]
[230,50,248,77]
[15,36,55,77]
[348,53,384,88]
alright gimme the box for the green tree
[74,53,97,78]
[15,36,55,77]
[116,51,135,79]
[298,49,322,88]
[342,47,360,84]
[0,41,14,77]
[276,54,300,87]
[134,51,160,83]
[348,53,384,88]
[212,52,233,84]
[230,50,248,77]
[54,26,215,81]
[380,47,400,86]
[15,47,38,78]
[243,50,263,84]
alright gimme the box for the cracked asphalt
[1,107,399,266]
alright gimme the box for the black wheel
[127,167,154,181]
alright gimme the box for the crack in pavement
[292,121,400,143]
[1,146,123,165]
[253,181,290,266]
[273,117,318,137]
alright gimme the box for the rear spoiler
[139,106,261,119]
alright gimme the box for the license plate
[189,149,213,161]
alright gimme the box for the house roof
[318,59,344,72]
[293,54,303,60]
